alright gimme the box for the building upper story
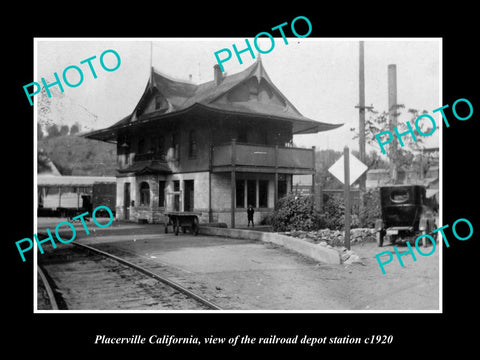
[84,58,343,176]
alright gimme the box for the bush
[359,188,381,228]
[322,190,378,230]
[321,193,360,230]
[267,189,380,232]
[268,194,324,232]
[322,193,344,230]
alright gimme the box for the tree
[352,149,389,170]
[38,88,53,122]
[351,105,432,183]
[59,125,69,136]
[37,149,52,174]
[314,149,343,189]
[37,123,44,140]
[46,124,60,138]
[70,123,81,135]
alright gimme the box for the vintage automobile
[375,185,437,247]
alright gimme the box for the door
[173,180,180,211]
[124,182,130,220]
[184,180,194,212]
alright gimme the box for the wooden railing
[212,140,315,171]
[133,152,166,162]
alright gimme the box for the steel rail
[72,242,223,310]
[37,265,59,310]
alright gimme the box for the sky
[36,38,441,152]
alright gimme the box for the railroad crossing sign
[328,150,368,186]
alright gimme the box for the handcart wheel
[192,216,199,236]
[174,218,179,236]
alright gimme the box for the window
[236,179,245,208]
[157,136,164,156]
[172,133,180,159]
[188,130,197,158]
[259,128,268,145]
[139,182,150,206]
[155,95,162,109]
[119,134,130,150]
[278,179,287,199]
[259,180,268,208]
[247,180,256,208]
[138,138,145,154]
[173,180,180,211]
[149,136,156,153]
[155,95,168,111]
[158,181,166,207]
[248,77,258,100]
[173,180,180,192]
[390,189,409,203]
[258,79,273,103]
[184,180,194,212]
[238,128,248,143]
[149,135,165,159]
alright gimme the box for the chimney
[214,64,223,85]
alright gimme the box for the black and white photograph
[6,7,479,357]
[34,38,441,313]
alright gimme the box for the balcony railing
[134,152,166,162]
[212,140,315,174]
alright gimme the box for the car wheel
[376,231,384,247]
[390,234,398,245]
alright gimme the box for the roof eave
[83,102,343,142]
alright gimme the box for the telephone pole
[358,41,366,168]
[388,64,398,183]
[343,147,351,250]
[356,41,367,226]
[150,41,153,69]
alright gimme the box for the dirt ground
[329,240,439,310]
[37,218,440,311]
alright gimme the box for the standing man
[247,204,255,227]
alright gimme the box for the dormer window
[154,95,161,109]
[155,94,168,111]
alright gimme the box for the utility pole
[150,41,153,69]
[388,64,398,183]
[358,41,366,167]
[343,146,351,250]
[356,41,368,227]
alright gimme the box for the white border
[33,37,442,314]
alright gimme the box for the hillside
[38,88,100,136]
[38,135,117,176]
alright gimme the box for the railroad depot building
[85,58,341,227]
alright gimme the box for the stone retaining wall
[282,228,377,247]
[198,226,340,265]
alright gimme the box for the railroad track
[38,242,222,311]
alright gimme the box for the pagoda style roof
[84,57,342,142]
